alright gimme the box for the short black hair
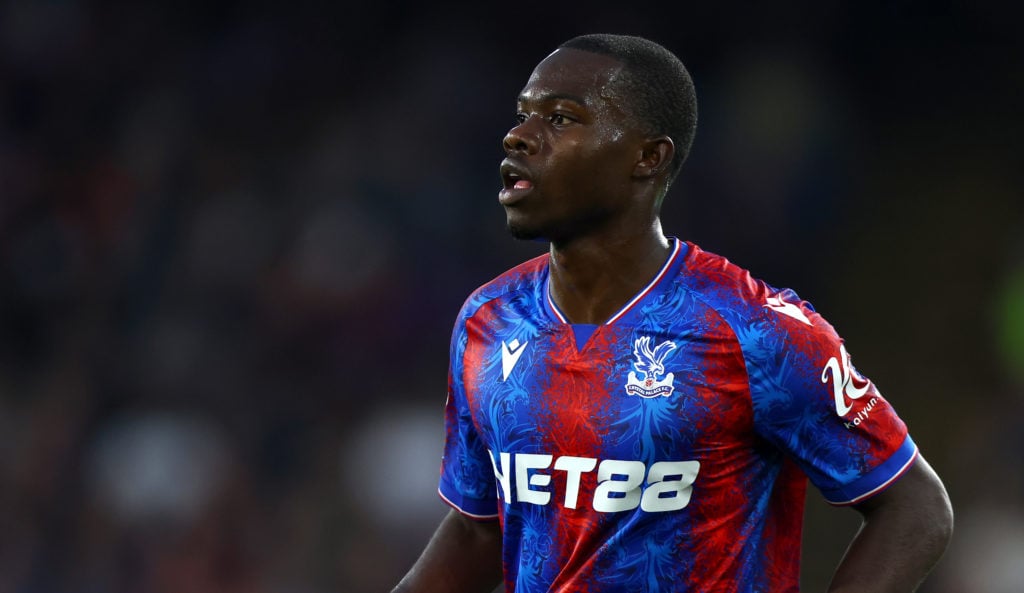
[559,33,698,186]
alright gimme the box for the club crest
[625,336,678,398]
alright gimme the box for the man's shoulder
[457,253,549,321]
[678,241,830,340]
[677,242,769,309]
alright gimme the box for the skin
[498,48,675,324]
[391,509,503,593]
[833,455,953,593]
[392,47,953,593]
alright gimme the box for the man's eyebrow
[517,91,588,106]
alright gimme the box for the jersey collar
[544,237,686,326]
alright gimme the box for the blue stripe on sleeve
[821,435,919,506]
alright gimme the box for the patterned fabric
[438,238,917,593]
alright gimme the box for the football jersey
[438,238,917,593]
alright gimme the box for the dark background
[1,1,1022,591]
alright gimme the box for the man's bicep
[392,509,503,593]
[853,454,952,518]
[826,454,953,593]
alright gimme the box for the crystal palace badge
[625,336,678,398]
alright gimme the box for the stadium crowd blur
[1,2,1021,592]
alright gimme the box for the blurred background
[0,1,1021,591]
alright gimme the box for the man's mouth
[499,161,535,204]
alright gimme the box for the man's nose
[503,117,540,154]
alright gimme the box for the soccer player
[392,34,953,593]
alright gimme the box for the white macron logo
[501,338,528,381]
[764,294,812,326]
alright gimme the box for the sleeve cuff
[821,435,919,506]
[437,480,500,521]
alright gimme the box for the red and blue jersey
[438,238,917,593]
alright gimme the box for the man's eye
[551,114,568,125]
[515,113,527,124]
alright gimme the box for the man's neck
[547,223,671,325]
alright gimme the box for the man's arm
[828,454,954,593]
[392,509,504,593]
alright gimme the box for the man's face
[499,48,643,242]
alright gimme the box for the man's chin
[506,222,544,242]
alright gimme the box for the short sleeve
[740,289,919,505]
[437,312,500,520]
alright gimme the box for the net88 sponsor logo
[489,450,700,513]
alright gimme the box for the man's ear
[633,136,675,180]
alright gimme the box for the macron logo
[501,338,528,381]
[765,295,812,326]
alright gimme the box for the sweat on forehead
[521,48,629,108]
